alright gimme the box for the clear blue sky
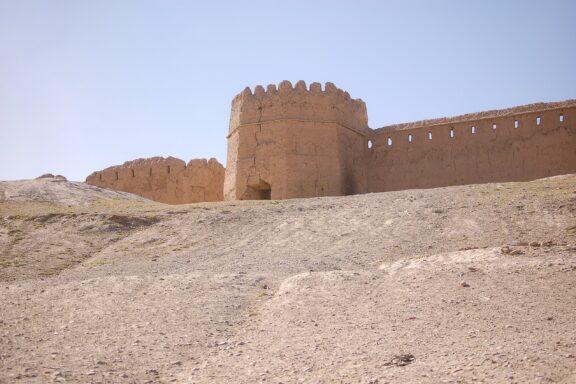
[1,0,575,181]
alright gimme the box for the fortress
[87,81,576,203]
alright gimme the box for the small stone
[390,353,415,366]
[146,369,159,375]
[461,281,470,288]
[85,371,96,376]
[529,241,541,247]
[500,246,511,254]
[510,249,524,256]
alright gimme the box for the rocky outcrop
[36,174,67,181]
[86,157,225,204]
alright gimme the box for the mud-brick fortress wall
[86,157,224,204]
[86,81,575,203]
[224,81,370,200]
[225,81,576,200]
[367,101,576,192]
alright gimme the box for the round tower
[224,80,370,200]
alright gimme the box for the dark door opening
[258,187,271,200]
[242,180,272,200]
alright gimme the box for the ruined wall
[224,80,370,200]
[86,157,225,204]
[225,80,575,200]
[87,84,575,204]
[367,101,576,192]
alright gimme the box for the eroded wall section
[86,157,225,204]
[224,80,370,200]
[367,102,576,192]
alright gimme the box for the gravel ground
[1,175,575,383]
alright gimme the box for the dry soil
[1,176,575,383]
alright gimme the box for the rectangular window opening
[492,123,497,130]
[450,128,454,138]
[536,116,541,125]
[408,134,413,143]
[471,126,476,134]
[428,131,432,140]
[560,114,564,122]
[514,120,519,129]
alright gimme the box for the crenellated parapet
[86,157,225,204]
[224,81,370,200]
[229,80,369,137]
[86,79,576,203]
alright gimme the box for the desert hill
[1,175,575,383]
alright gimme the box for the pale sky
[1,0,575,181]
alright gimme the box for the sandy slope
[0,176,575,383]
[0,178,147,205]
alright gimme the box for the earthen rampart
[86,157,224,204]
[224,80,576,201]
[85,80,576,203]
[368,102,576,192]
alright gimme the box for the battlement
[86,79,576,204]
[229,80,369,137]
[374,99,576,133]
[225,80,576,201]
[86,157,224,204]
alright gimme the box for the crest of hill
[0,177,147,206]
[375,99,576,132]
